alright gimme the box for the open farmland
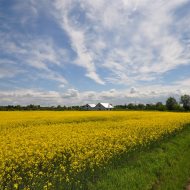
[1,111,190,189]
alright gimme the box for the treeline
[0,95,190,112]
[0,104,82,111]
[115,95,190,111]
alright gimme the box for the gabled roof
[98,103,113,108]
[87,104,96,108]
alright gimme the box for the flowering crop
[0,111,190,189]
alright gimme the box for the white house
[83,104,96,110]
[94,103,114,110]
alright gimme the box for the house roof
[99,103,113,108]
[87,104,96,108]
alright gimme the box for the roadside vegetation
[89,124,190,190]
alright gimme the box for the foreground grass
[89,125,190,190]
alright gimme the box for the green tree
[180,94,190,111]
[156,102,166,111]
[137,104,145,110]
[166,97,178,110]
[127,103,136,110]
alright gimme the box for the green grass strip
[88,125,190,190]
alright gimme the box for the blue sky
[0,0,190,106]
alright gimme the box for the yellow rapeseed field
[1,111,190,189]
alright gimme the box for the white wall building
[94,103,114,110]
[83,104,96,110]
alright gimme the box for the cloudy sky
[0,0,190,106]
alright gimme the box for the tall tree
[166,97,178,110]
[156,102,166,111]
[180,94,190,110]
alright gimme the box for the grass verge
[88,125,190,190]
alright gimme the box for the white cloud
[62,88,79,98]
[85,72,105,85]
[59,84,65,88]
[0,59,24,78]
[1,81,190,106]
[0,89,62,106]
[52,0,190,85]
[175,78,190,87]
[0,30,68,85]
[130,87,138,94]
[53,1,105,84]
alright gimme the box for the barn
[94,103,114,110]
[83,104,96,110]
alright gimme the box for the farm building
[94,103,114,110]
[82,104,96,110]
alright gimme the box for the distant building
[82,104,96,110]
[82,103,114,110]
[94,103,114,110]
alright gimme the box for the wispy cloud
[175,77,190,87]
[51,0,190,85]
[53,1,105,84]
[0,30,68,85]
[0,59,24,79]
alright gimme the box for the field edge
[88,124,190,190]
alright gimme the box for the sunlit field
[1,111,190,189]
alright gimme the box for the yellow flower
[0,111,190,189]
